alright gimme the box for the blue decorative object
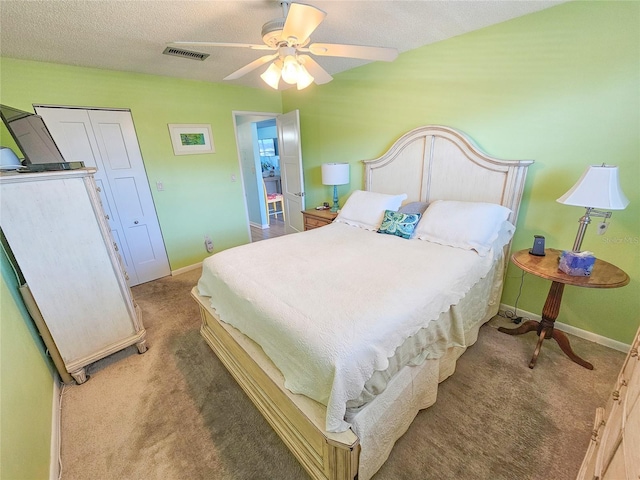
[559,250,596,276]
[377,210,422,239]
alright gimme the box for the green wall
[0,59,282,271]
[1,255,54,479]
[0,2,638,477]
[284,1,639,344]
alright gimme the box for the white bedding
[197,222,501,432]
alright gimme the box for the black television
[0,104,84,172]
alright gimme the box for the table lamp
[0,147,22,170]
[556,164,629,252]
[321,163,350,212]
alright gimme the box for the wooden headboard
[363,125,534,225]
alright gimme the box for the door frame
[232,110,281,242]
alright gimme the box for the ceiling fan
[170,1,398,90]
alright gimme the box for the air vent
[163,47,209,61]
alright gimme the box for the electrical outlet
[231,174,236,182]
[156,181,164,191]
[204,235,214,253]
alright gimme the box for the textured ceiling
[0,0,562,90]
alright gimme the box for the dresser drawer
[305,216,330,229]
[577,324,640,480]
[302,209,337,230]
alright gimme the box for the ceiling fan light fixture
[260,60,282,90]
[281,55,301,84]
[296,64,314,90]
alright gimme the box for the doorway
[35,105,171,286]
[232,110,305,242]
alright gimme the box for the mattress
[197,222,506,432]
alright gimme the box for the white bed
[191,125,533,479]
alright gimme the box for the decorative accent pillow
[334,190,408,231]
[398,201,430,215]
[413,200,512,256]
[377,210,422,239]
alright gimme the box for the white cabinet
[576,325,640,480]
[0,168,146,383]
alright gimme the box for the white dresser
[577,325,640,480]
[0,168,146,383]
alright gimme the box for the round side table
[499,248,629,369]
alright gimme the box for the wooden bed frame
[191,125,533,479]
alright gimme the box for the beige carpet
[58,269,625,479]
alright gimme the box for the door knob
[134,220,139,225]
[294,192,305,197]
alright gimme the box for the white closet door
[87,109,170,284]
[36,106,170,285]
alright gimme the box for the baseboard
[499,303,630,353]
[50,375,61,480]
[171,262,202,276]
[249,221,269,230]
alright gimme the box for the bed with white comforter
[192,125,533,480]
[198,220,509,433]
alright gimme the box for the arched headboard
[364,125,534,225]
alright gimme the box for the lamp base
[330,185,339,212]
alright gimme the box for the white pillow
[334,190,408,231]
[413,200,512,255]
[492,220,516,253]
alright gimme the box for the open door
[277,110,305,234]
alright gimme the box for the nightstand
[302,209,338,230]
[499,248,629,369]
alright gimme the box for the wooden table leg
[498,320,539,336]
[498,281,593,369]
[551,329,594,370]
[529,327,548,369]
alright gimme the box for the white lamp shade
[0,147,22,168]
[557,165,629,210]
[281,55,300,85]
[321,163,349,186]
[296,64,314,90]
[260,61,282,90]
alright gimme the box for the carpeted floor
[58,269,625,480]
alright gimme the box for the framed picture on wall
[168,124,215,155]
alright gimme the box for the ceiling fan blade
[170,42,274,51]
[308,43,398,62]
[298,55,333,85]
[282,3,326,45]
[224,53,279,80]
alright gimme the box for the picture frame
[168,124,215,155]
